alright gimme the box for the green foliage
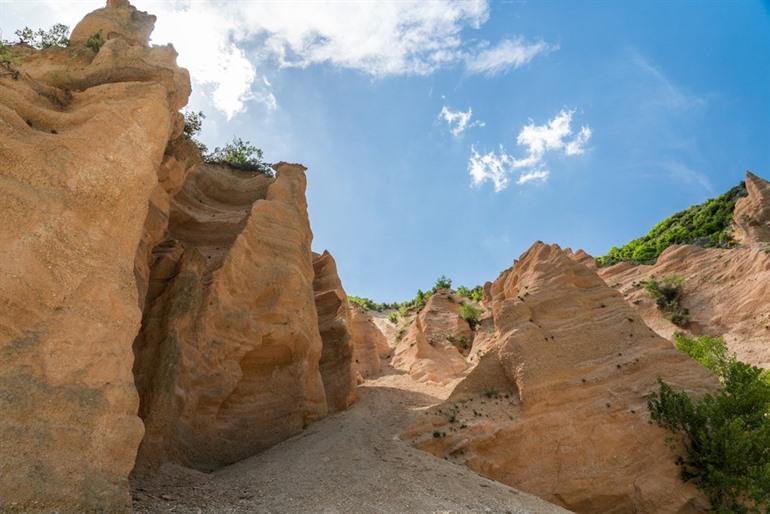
[0,44,20,64]
[459,302,482,330]
[15,24,70,49]
[674,333,732,376]
[648,342,770,513]
[205,137,274,176]
[182,110,208,153]
[433,275,452,291]
[457,285,483,302]
[597,183,747,267]
[0,43,21,79]
[85,31,104,53]
[644,274,689,326]
[349,296,388,312]
[387,312,399,324]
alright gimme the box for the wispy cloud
[661,161,714,194]
[632,54,705,111]
[439,106,485,137]
[465,38,557,76]
[468,109,591,191]
[516,169,549,184]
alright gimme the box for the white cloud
[468,146,511,192]
[439,106,485,137]
[516,169,549,184]
[1,1,556,118]
[468,109,591,191]
[465,38,556,76]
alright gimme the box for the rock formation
[349,305,390,379]
[599,171,770,367]
[734,171,770,244]
[392,290,474,384]
[313,250,356,412]
[132,162,329,473]
[0,2,356,510]
[406,242,717,513]
[0,2,188,511]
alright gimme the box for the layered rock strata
[313,250,356,412]
[407,243,717,513]
[133,162,328,473]
[0,2,189,511]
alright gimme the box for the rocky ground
[132,367,570,514]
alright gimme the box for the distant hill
[596,182,747,266]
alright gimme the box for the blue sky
[2,0,769,302]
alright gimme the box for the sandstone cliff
[132,161,333,474]
[1,2,356,510]
[0,2,188,511]
[406,242,717,513]
[599,171,770,367]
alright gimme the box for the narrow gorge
[1,2,768,514]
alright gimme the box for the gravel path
[132,369,570,514]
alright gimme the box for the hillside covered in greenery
[596,183,747,267]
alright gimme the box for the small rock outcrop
[313,250,356,412]
[733,171,770,244]
[349,305,390,378]
[0,2,188,511]
[392,290,473,384]
[406,243,717,513]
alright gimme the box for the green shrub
[459,303,482,330]
[597,183,747,267]
[433,275,452,291]
[648,339,770,513]
[182,110,208,153]
[205,137,274,176]
[15,24,70,49]
[457,285,483,302]
[0,44,21,79]
[644,274,689,326]
[387,312,398,324]
[349,296,383,312]
[85,30,104,53]
[674,333,731,376]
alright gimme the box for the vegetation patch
[13,24,70,49]
[85,31,104,53]
[457,285,483,302]
[648,334,770,513]
[597,183,747,266]
[180,111,273,176]
[643,274,689,326]
[459,303,482,330]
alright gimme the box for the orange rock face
[734,171,770,244]
[407,243,717,513]
[133,163,328,473]
[313,250,357,412]
[349,305,390,378]
[393,290,473,384]
[0,2,188,511]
